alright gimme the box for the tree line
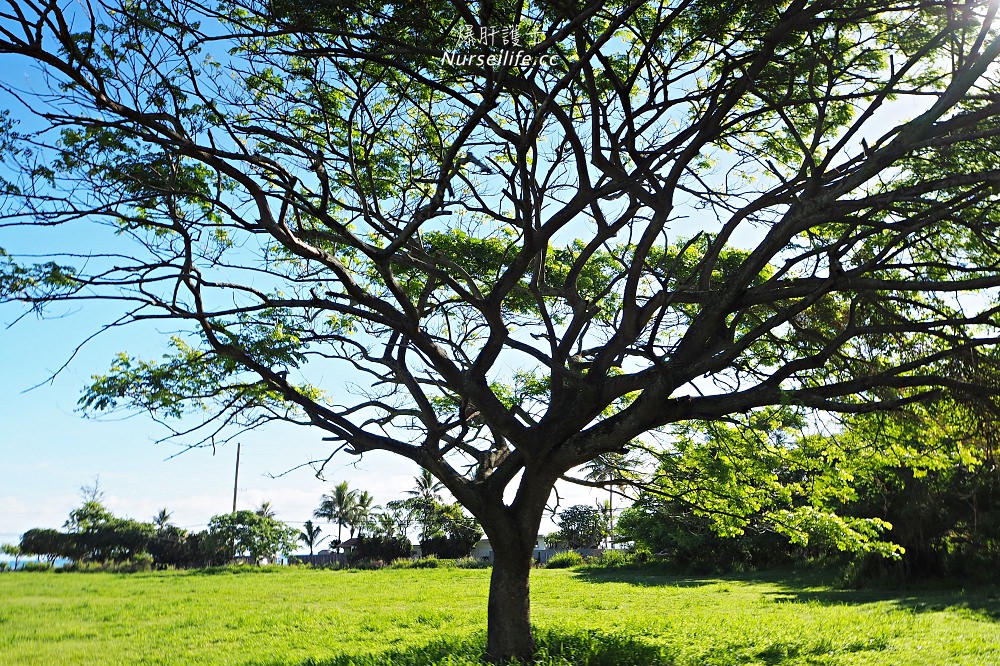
[2,472,483,570]
[5,500,298,570]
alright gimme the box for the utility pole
[232,442,241,513]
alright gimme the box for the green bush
[410,556,440,569]
[20,561,52,572]
[347,559,386,570]
[591,550,628,568]
[455,557,491,569]
[126,552,154,572]
[545,551,584,569]
[388,555,443,569]
[632,546,652,563]
[421,535,479,559]
[351,536,412,563]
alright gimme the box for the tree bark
[486,540,535,663]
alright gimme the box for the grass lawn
[1,565,998,665]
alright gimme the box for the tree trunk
[486,542,535,663]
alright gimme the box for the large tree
[5,0,1000,660]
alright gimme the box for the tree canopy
[5,0,1000,660]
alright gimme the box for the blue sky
[0,283,592,547]
[0,298,431,542]
[0,220,590,541]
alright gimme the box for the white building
[471,536,550,563]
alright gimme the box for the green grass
[1,566,998,665]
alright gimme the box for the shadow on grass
[768,584,1000,622]
[244,623,900,666]
[568,562,777,588]
[245,628,679,666]
[573,564,1000,623]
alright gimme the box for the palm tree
[350,491,377,538]
[583,453,634,548]
[152,508,173,532]
[407,470,444,541]
[372,511,398,539]
[314,481,357,552]
[255,501,277,519]
[1,543,22,570]
[298,520,324,557]
[408,469,444,502]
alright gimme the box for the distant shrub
[591,550,628,568]
[410,555,440,569]
[546,551,584,569]
[420,535,479,559]
[347,559,386,570]
[455,557,491,569]
[318,560,345,571]
[387,555,443,569]
[632,546,652,564]
[21,561,52,572]
[351,536,411,563]
[125,552,154,572]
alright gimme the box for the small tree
[421,503,483,558]
[207,510,298,564]
[314,482,357,553]
[19,529,67,564]
[1,543,22,570]
[382,500,417,540]
[152,508,173,532]
[555,505,608,550]
[349,491,377,538]
[407,471,445,543]
[298,520,325,557]
[147,524,192,568]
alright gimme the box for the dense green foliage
[822,405,1000,581]
[544,551,585,569]
[206,510,299,563]
[616,401,1000,580]
[550,504,609,549]
[349,536,414,563]
[1,567,999,665]
[418,502,484,558]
